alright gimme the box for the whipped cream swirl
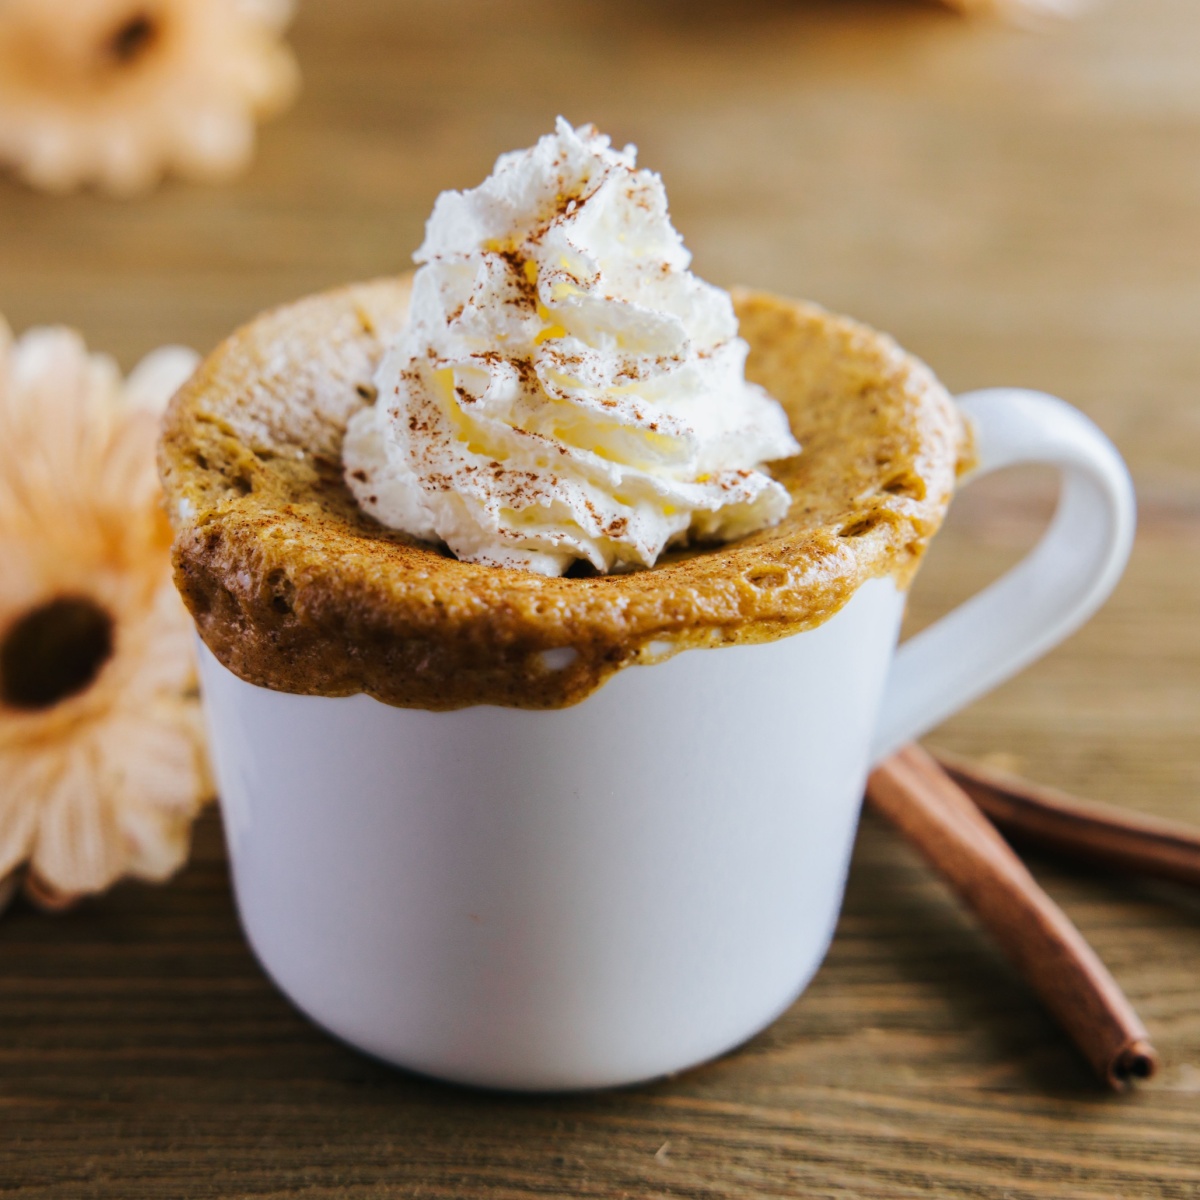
[344,118,800,575]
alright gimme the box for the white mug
[198,388,1135,1091]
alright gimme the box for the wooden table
[2,0,1198,1194]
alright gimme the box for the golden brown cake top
[158,278,966,710]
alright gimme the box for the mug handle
[869,388,1137,764]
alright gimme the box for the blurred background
[1,1,1199,1194]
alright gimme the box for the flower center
[106,10,160,67]
[0,597,116,711]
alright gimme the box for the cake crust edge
[158,277,966,710]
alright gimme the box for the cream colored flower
[942,0,1091,21]
[0,0,298,194]
[0,318,210,910]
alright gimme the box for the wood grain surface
[2,0,1198,1196]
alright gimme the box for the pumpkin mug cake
[159,121,1134,1089]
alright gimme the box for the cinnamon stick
[867,744,1157,1090]
[933,749,1200,888]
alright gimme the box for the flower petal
[0,748,46,879]
[124,346,201,415]
[170,103,255,179]
[236,0,295,34]
[28,742,125,895]
[96,705,208,881]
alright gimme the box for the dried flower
[0,0,299,194]
[0,318,210,910]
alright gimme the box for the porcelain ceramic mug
[198,388,1135,1091]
